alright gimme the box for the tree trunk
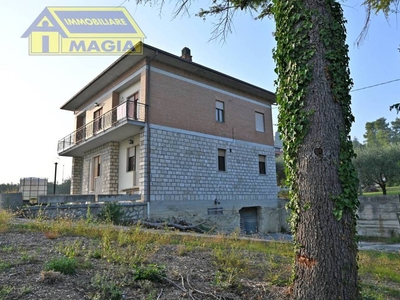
[273,0,360,299]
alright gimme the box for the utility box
[19,177,48,205]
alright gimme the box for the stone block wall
[82,142,120,194]
[149,125,278,202]
[71,157,83,194]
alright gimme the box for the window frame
[218,148,226,171]
[255,112,265,133]
[258,155,266,175]
[127,146,136,172]
[215,100,225,123]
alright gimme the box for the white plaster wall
[119,81,141,103]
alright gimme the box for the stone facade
[149,125,277,202]
[147,125,279,232]
[71,157,83,194]
[82,142,120,194]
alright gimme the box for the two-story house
[57,43,278,233]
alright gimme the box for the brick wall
[148,66,274,146]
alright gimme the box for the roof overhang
[61,43,276,111]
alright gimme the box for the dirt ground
[0,230,290,300]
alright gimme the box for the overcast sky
[0,0,399,184]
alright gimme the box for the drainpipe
[145,50,158,219]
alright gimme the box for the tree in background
[363,117,393,146]
[275,155,285,187]
[0,183,19,194]
[354,145,400,194]
[47,179,71,195]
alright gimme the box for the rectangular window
[255,112,265,132]
[93,108,103,133]
[259,155,266,174]
[215,101,225,122]
[218,149,226,171]
[127,147,136,172]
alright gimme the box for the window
[218,149,226,171]
[255,112,265,132]
[93,108,103,133]
[127,146,136,172]
[259,155,266,174]
[215,101,224,122]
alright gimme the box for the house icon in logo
[22,7,146,56]
[21,8,67,54]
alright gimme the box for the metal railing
[58,101,146,153]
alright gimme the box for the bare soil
[0,229,290,300]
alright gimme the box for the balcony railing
[58,101,146,153]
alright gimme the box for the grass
[2,210,400,298]
[362,185,400,196]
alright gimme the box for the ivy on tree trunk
[273,0,360,298]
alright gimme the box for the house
[57,43,279,233]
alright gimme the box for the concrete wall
[277,196,400,238]
[0,193,23,210]
[357,195,400,238]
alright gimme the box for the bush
[97,202,124,225]
[44,257,77,275]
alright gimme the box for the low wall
[21,202,147,222]
[0,193,23,210]
[357,195,400,238]
[277,196,400,238]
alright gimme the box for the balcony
[58,101,146,156]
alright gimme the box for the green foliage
[47,179,71,195]
[353,145,400,194]
[44,257,77,275]
[363,117,394,147]
[98,202,124,225]
[272,0,314,234]
[275,156,286,187]
[0,183,18,194]
[91,272,123,300]
[133,264,166,282]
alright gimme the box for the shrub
[97,202,124,225]
[43,257,77,275]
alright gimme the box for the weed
[212,245,249,288]
[44,231,59,239]
[39,270,63,284]
[98,202,124,225]
[0,262,12,272]
[0,210,13,232]
[133,264,166,282]
[0,285,14,298]
[91,272,123,300]
[44,257,77,275]
[1,245,14,253]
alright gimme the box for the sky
[0,0,399,184]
